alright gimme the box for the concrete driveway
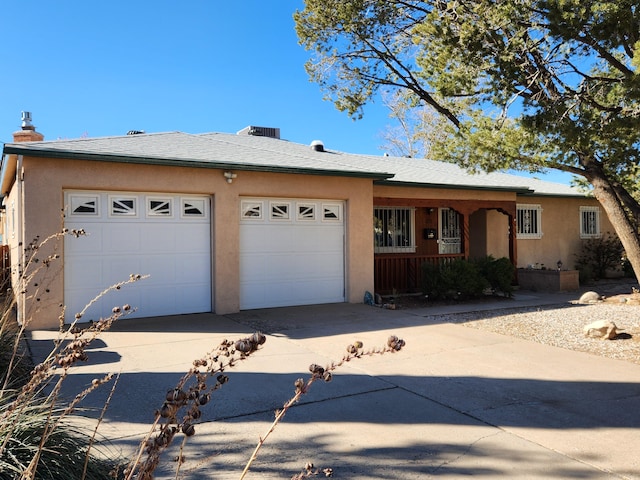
[28,293,640,479]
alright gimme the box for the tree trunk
[589,174,640,282]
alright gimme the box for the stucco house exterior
[1,116,612,329]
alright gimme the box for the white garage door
[63,191,211,323]
[239,198,345,309]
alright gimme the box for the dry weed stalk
[1,229,150,478]
[2,274,146,480]
[240,335,407,480]
[125,332,267,480]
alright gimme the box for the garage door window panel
[297,203,316,221]
[323,204,342,221]
[242,200,263,220]
[270,202,291,221]
[110,196,138,217]
[69,194,99,216]
[182,198,207,218]
[147,198,173,217]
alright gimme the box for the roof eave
[2,145,395,181]
[375,179,533,194]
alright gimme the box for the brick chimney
[12,111,44,142]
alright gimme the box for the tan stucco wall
[486,209,511,258]
[16,156,374,329]
[514,195,612,270]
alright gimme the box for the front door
[438,208,462,254]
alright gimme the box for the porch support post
[509,212,518,278]
[462,211,470,259]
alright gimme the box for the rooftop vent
[127,130,145,135]
[310,140,325,152]
[237,125,281,139]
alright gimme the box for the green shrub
[472,256,515,297]
[422,256,515,299]
[421,258,489,299]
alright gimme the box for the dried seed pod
[346,344,358,354]
[159,402,176,419]
[393,338,406,351]
[294,378,305,393]
[235,339,251,353]
[309,364,325,375]
[166,388,187,403]
[181,422,195,437]
[354,341,363,349]
[252,331,266,345]
[217,374,229,385]
[323,371,333,382]
[197,393,210,406]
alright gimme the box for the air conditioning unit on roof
[237,125,281,139]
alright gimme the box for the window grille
[374,207,416,253]
[516,204,543,239]
[580,206,600,238]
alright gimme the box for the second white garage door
[63,191,212,323]
[239,198,345,309]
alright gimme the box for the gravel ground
[435,301,640,365]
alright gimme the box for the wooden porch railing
[374,254,465,295]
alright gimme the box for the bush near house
[421,256,515,300]
[574,232,625,282]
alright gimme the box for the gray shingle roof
[2,130,586,196]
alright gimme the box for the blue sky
[0,1,572,184]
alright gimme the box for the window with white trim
[374,207,416,253]
[323,203,342,221]
[297,203,315,221]
[516,204,543,239]
[182,198,206,217]
[270,202,291,220]
[241,200,263,219]
[147,198,172,217]
[580,206,601,238]
[69,194,99,216]
[110,196,137,216]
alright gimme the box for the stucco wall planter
[517,268,580,292]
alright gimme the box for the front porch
[373,198,517,295]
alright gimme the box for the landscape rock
[583,319,622,340]
[578,291,602,304]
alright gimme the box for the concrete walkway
[27,285,640,479]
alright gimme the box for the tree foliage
[295,0,640,280]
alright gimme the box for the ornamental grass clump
[0,229,146,479]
